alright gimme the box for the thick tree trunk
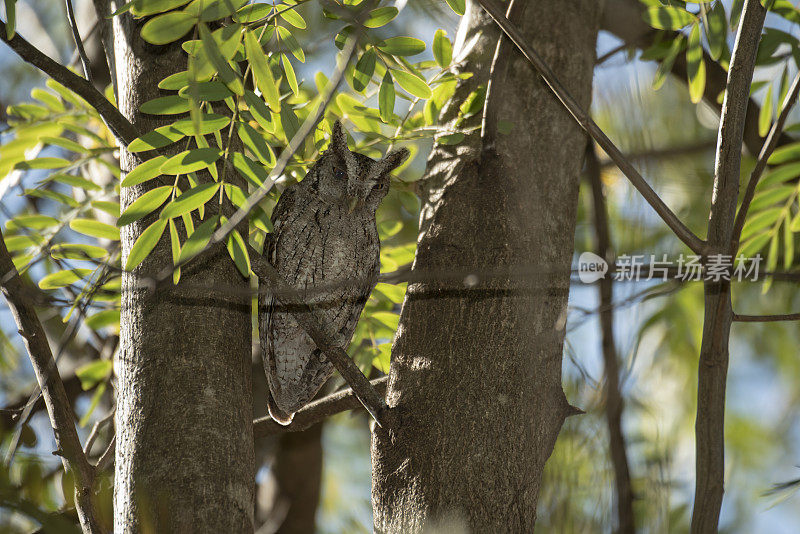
[371,1,599,531]
[112,13,254,533]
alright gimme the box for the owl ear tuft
[382,147,410,172]
[330,120,348,156]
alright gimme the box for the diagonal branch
[0,227,102,534]
[254,377,389,438]
[0,19,138,146]
[249,250,393,429]
[732,70,800,249]
[474,0,706,254]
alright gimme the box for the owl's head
[326,120,409,213]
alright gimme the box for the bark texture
[371,1,600,531]
[112,13,254,533]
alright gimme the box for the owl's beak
[347,195,362,213]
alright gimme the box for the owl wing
[259,186,299,425]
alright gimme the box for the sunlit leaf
[433,29,453,68]
[759,84,774,137]
[379,71,395,123]
[353,48,377,93]
[160,182,220,219]
[50,243,108,261]
[39,268,92,290]
[140,95,191,115]
[390,69,432,99]
[444,0,465,16]
[141,11,195,45]
[122,156,168,187]
[365,6,398,28]
[177,215,219,263]
[160,148,222,174]
[118,186,173,227]
[245,30,281,111]
[125,219,167,271]
[378,36,426,57]
[643,6,696,29]
[686,23,706,104]
[70,219,120,241]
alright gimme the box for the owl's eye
[373,182,386,191]
[333,167,347,180]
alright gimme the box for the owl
[259,121,409,424]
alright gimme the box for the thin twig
[0,227,102,534]
[733,313,800,322]
[249,249,392,428]
[254,377,389,437]
[586,144,636,534]
[84,407,115,456]
[64,0,93,83]
[474,0,705,254]
[732,70,800,250]
[0,19,138,145]
[95,435,115,472]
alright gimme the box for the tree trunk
[371,1,600,531]
[112,13,254,532]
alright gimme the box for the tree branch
[586,144,636,534]
[249,250,393,429]
[0,227,102,534]
[693,2,766,533]
[474,0,706,254]
[732,70,800,249]
[64,0,93,83]
[732,312,800,322]
[254,377,389,438]
[0,20,138,146]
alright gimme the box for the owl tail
[268,391,295,425]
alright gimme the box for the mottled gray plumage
[259,121,409,424]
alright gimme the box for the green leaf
[233,2,271,23]
[84,310,120,330]
[371,311,400,330]
[184,0,248,21]
[444,0,465,16]
[141,12,195,45]
[279,6,306,28]
[75,360,112,390]
[160,182,220,219]
[237,122,276,166]
[365,6,398,28]
[70,219,121,241]
[125,219,168,271]
[279,105,300,141]
[122,156,168,187]
[91,200,121,218]
[177,216,218,263]
[245,30,281,112]
[39,268,92,290]
[438,133,464,145]
[226,226,250,277]
[118,186,173,227]
[131,0,192,16]
[199,24,243,95]
[379,71,395,123]
[433,29,453,68]
[784,214,794,268]
[686,23,706,104]
[353,48,377,93]
[750,185,794,211]
[390,69,432,99]
[160,148,222,174]
[706,1,728,60]
[169,219,182,284]
[178,81,234,102]
[32,88,65,112]
[172,113,231,136]
[40,136,87,154]
[741,207,783,240]
[50,243,108,261]
[159,71,190,90]
[140,95,191,115]
[4,235,43,252]
[643,6,696,29]
[231,152,270,187]
[244,90,275,132]
[378,36,426,57]
[759,84,774,137]
[6,215,59,231]
[282,54,299,96]
[128,126,185,152]
[768,143,800,165]
[15,157,71,170]
[5,0,16,39]
[276,25,305,62]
